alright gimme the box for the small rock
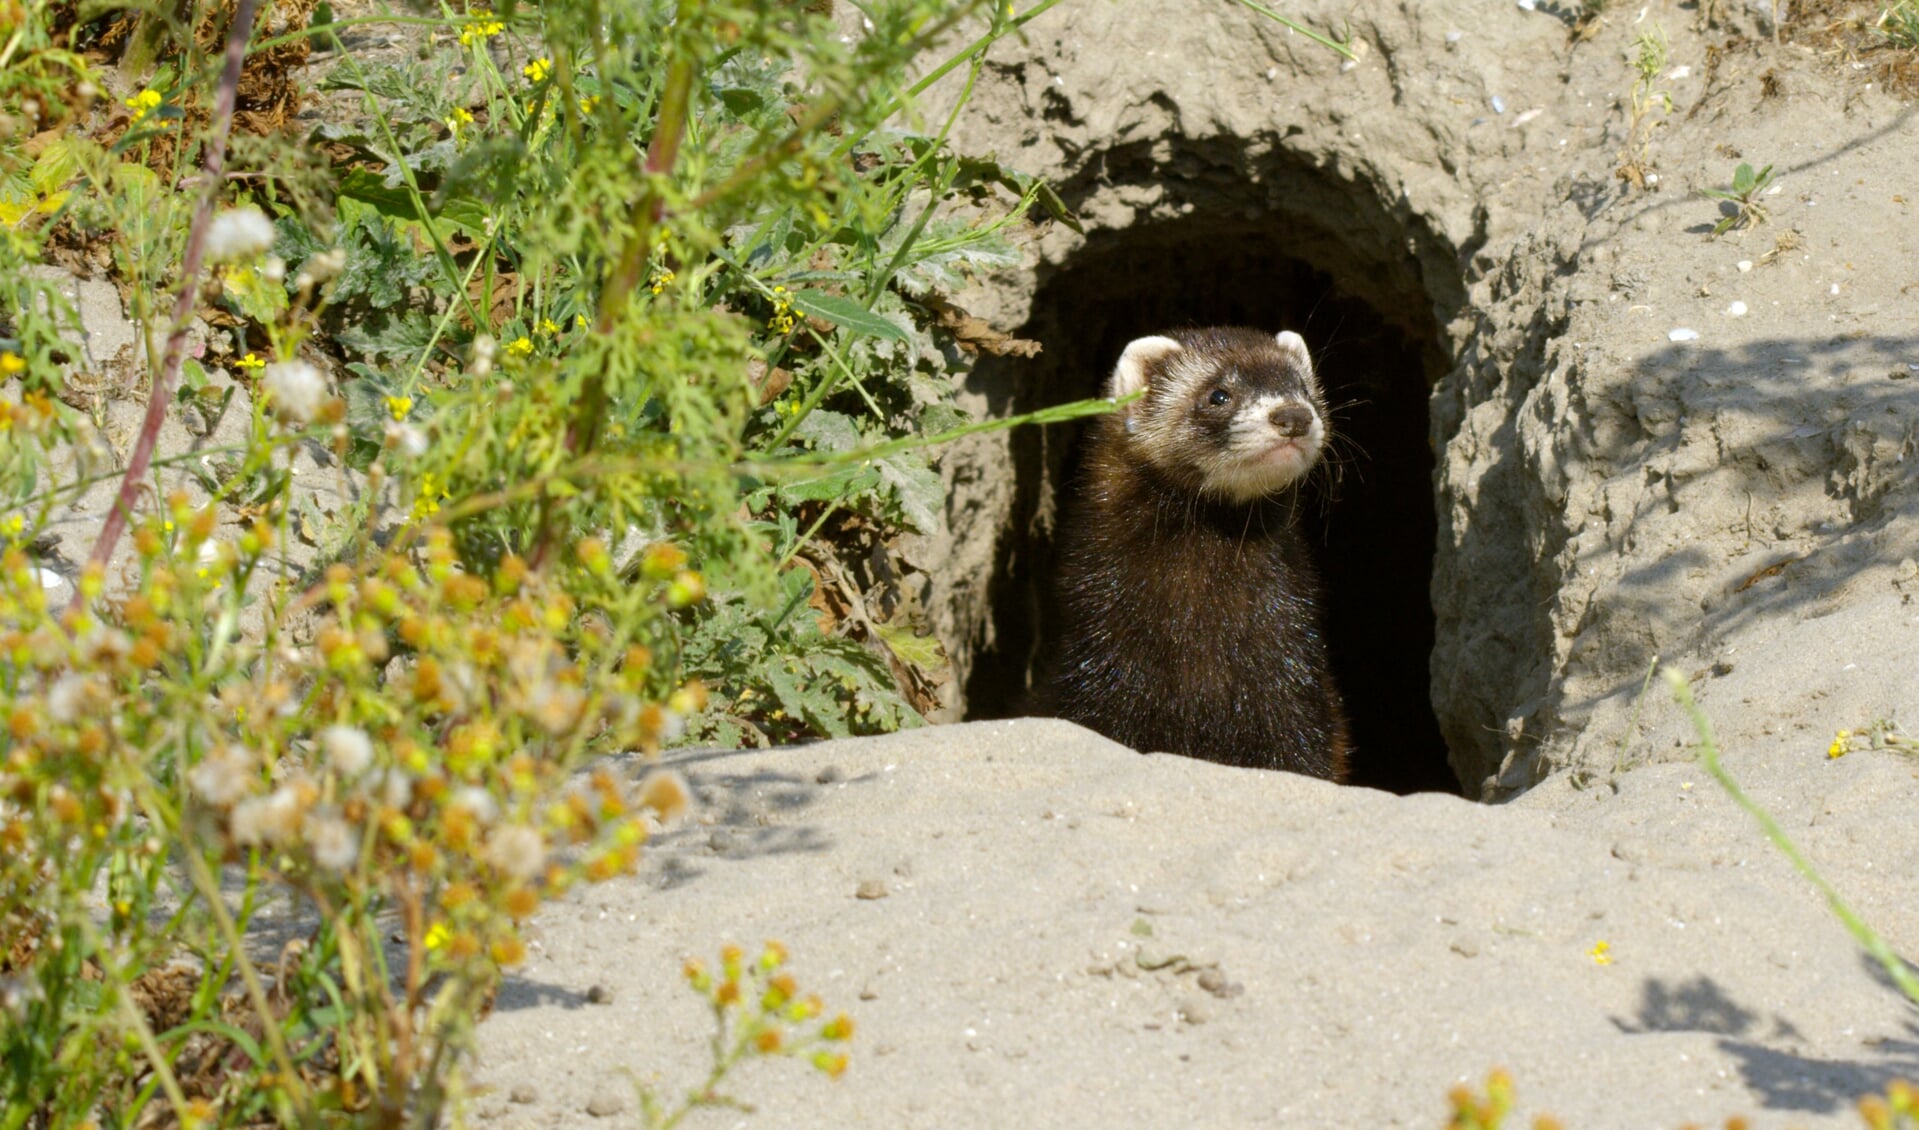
[1195,968,1243,998]
[1726,301,1748,317]
[1176,996,1211,1025]
[1450,938,1481,959]
[509,1084,538,1105]
[707,829,736,853]
[584,1086,627,1118]
[815,764,844,785]
[1736,260,1754,272]
[586,983,615,1005]
[1667,328,1700,342]
[856,879,889,900]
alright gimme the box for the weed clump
[1,0,1085,1122]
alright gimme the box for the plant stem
[534,10,701,566]
[82,0,259,591]
[895,0,1070,110]
[178,826,310,1113]
[1229,0,1359,60]
[1665,669,1919,1007]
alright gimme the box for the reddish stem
[531,49,698,567]
[82,0,259,590]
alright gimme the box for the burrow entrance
[963,217,1460,795]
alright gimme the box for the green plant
[1228,0,1358,61]
[1572,0,1610,42]
[1860,1080,1919,1130]
[2,0,1112,1123]
[1827,718,1919,759]
[1615,24,1673,188]
[637,941,854,1128]
[1700,161,1777,235]
[1665,669,1919,1007]
[1877,1,1919,49]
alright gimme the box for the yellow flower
[539,317,559,335]
[575,313,589,330]
[768,284,797,334]
[1589,940,1612,966]
[125,88,162,125]
[412,472,446,520]
[446,106,474,135]
[458,9,503,46]
[0,351,24,375]
[578,94,600,115]
[648,268,675,295]
[385,395,414,420]
[424,921,450,950]
[522,57,551,83]
[1828,728,1852,759]
[505,336,533,358]
[234,352,265,371]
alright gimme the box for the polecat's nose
[1269,401,1315,437]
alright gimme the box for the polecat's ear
[1273,330,1314,376]
[1110,335,1182,399]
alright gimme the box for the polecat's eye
[1207,388,1230,406]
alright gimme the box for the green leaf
[30,138,88,195]
[179,357,209,393]
[336,169,488,238]
[786,289,907,341]
[876,452,942,534]
[793,409,860,453]
[774,462,881,505]
[874,622,945,672]
[334,309,438,362]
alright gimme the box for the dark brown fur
[1050,327,1349,780]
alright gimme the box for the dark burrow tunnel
[963,220,1461,796]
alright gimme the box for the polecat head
[1105,326,1329,504]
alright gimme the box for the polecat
[1049,326,1349,781]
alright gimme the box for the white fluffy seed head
[386,422,429,458]
[262,360,328,424]
[293,248,346,291]
[46,674,97,725]
[483,824,547,881]
[449,785,498,825]
[320,725,374,777]
[231,785,304,846]
[468,335,496,378]
[304,807,359,871]
[205,207,277,263]
[188,746,256,808]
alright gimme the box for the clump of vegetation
[0,0,1095,1123]
[638,940,855,1128]
[1615,24,1673,188]
[1571,0,1611,43]
[1860,1080,1919,1130]
[1444,1067,1919,1129]
[1700,160,1777,235]
[1877,1,1919,48]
